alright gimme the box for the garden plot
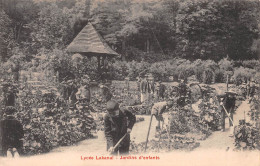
[3,82,96,156]
[1,79,255,156]
[128,83,248,153]
[233,97,260,151]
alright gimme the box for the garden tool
[221,105,234,135]
[145,114,154,152]
[221,105,234,126]
[110,133,128,154]
[212,94,234,134]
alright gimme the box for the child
[151,101,174,131]
[0,106,24,157]
[104,100,136,155]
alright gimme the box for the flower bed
[168,105,212,136]
[234,120,260,150]
[130,134,200,153]
[14,88,96,155]
[198,100,222,131]
[233,96,260,151]
[248,97,260,123]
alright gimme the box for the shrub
[242,60,260,70]
[14,88,95,155]
[110,61,128,80]
[126,61,150,80]
[124,47,144,62]
[36,49,101,82]
[218,58,233,71]
[175,59,195,81]
[165,61,179,81]
[107,58,260,85]
[193,59,218,83]
[234,120,260,150]
[232,67,256,85]
[214,69,225,83]
[202,69,215,84]
[149,62,168,81]
[192,60,202,83]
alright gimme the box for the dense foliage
[234,120,260,150]
[110,58,260,85]
[1,0,259,64]
[1,83,96,155]
[1,0,259,86]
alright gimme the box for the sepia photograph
[0,0,259,166]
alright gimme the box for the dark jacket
[218,94,236,113]
[104,110,136,149]
[150,81,155,93]
[159,84,166,96]
[178,83,188,96]
[223,96,236,112]
[0,116,24,155]
[140,80,148,93]
[101,86,113,102]
[249,85,256,97]
[4,92,16,107]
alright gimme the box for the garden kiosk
[67,22,120,82]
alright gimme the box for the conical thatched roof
[67,23,119,57]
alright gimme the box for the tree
[91,0,131,47]
[90,0,176,61]
[30,3,73,51]
[0,10,13,62]
[175,0,259,61]
[66,0,92,38]
[0,0,39,61]
[1,0,39,44]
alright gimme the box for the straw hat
[225,90,237,95]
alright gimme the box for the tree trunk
[16,23,23,42]
[97,56,101,71]
[101,56,104,67]
[146,39,150,53]
[122,38,126,61]
[226,74,229,92]
[0,40,7,63]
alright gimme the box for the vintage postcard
[0,0,259,166]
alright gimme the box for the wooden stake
[226,74,229,92]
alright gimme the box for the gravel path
[0,100,256,166]
[194,100,251,151]
[49,115,158,154]
[0,115,159,166]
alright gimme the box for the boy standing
[0,106,24,157]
